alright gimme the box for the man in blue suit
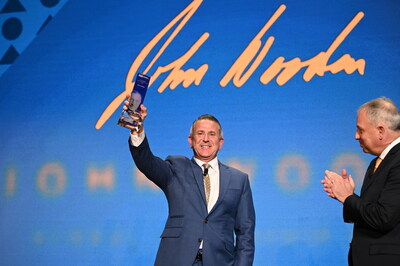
[123,101,255,266]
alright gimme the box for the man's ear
[377,124,385,140]
[188,136,193,148]
[218,137,224,150]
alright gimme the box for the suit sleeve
[343,162,400,232]
[129,136,174,189]
[234,175,256,266]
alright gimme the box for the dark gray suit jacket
[129,136,255,266]
[344,142,400,266]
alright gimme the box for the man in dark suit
[122,100,255,265]
[321,97,400,266]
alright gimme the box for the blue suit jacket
[129,136,255,266]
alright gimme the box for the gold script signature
[95,1,365,129]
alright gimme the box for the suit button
[198,238,202,242]
[204,219,208,223]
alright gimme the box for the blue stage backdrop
[1,0,400,265]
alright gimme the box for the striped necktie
[203,163,211,204]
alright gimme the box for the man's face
[188,119,224,162]
[355,109,381,155]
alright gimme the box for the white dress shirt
[193,157,220,213]
[379,136,400,160]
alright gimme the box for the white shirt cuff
[130,130,146,147]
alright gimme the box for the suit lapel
[190,159,208,209]
[361,143,400,195]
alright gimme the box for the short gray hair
[189,114,224,138]
[358,97,400,131]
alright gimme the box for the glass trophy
[117,73,150,131]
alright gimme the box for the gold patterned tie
[203,163,211,204]
[374,157,382,173]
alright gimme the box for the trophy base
[117,115,142,132]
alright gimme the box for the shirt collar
[380,136,400,160]
[193,157,219,170]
